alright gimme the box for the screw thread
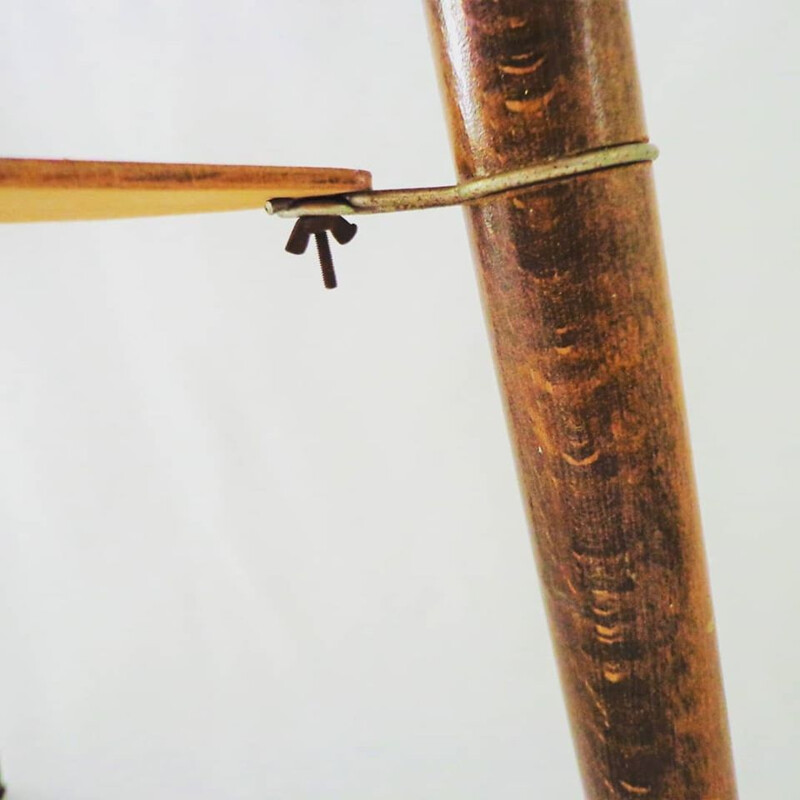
[314,231,337,289]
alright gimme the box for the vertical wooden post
[425,2,737,797]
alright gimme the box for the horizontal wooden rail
[0,158,371,222]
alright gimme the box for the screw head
[283,216,357,289]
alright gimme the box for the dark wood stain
[426,2,737,797]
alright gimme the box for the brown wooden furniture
[425,2,737,797]
[0,3,737,796]
[0,158,371,222]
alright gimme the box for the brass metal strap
[266,142,658,219]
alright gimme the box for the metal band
[266,142,658,219]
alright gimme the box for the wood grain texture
[426,2,737,798]
[0,158,372,222]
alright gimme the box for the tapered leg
[425,2,737,797]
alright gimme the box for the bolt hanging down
[284,215,357,289]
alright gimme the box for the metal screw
[313,230,337,289]
[284,215,358,289]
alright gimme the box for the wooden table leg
[425,2,738,797]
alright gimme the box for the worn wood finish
[0,158,372,222]
[426,2,737,798]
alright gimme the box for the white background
[0,2,797,798]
